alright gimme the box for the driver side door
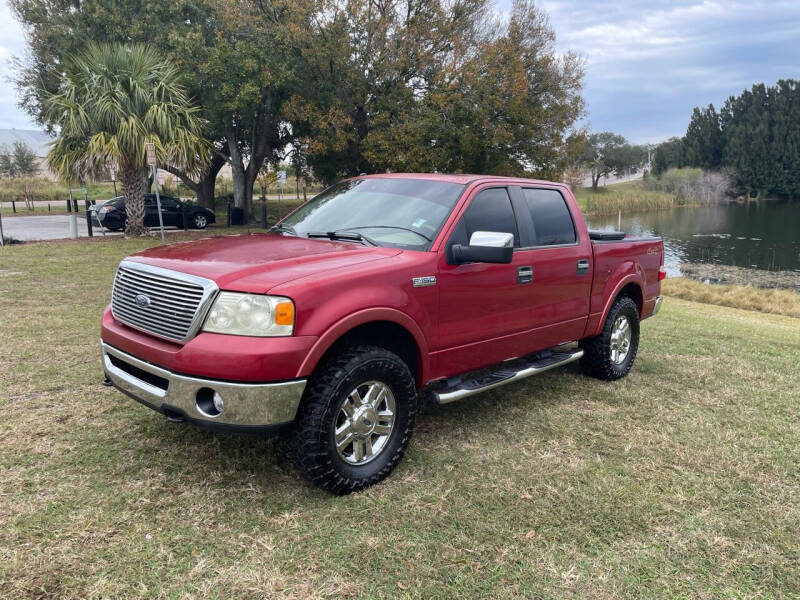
[434,186,534,375]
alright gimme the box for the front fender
[296,307,431,386]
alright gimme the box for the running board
[433,349,584,404]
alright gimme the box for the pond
[586,200,800,276]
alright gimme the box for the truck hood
[127,233,401,292]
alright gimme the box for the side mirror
[451,231,514,264]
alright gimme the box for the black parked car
[94,195,216,231]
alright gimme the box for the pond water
[586,200,800,276]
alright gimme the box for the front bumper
[102,341,306,432]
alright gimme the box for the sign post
[277,170,286,217]
[67,189,78,239]
[146,143,166,245]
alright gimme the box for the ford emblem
[135,294,152,308]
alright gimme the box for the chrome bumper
[101,342,306,429]
[652,295,663,316]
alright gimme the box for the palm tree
[45,43,208,235]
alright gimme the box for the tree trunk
[228,133,266,222]
[196,176,217,210]
[230,158,250,219]
[121,164,146,236]
[165,150,228,211]
[227,91,279,222]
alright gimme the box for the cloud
[521,0,800,142]
[2,0,800,143]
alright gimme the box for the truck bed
[589,235,664,319]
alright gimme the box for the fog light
[196,387,223,418]
[213,391,224,413]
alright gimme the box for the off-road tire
[580,296,640,380]
[282,345,418,495]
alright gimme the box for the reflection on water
[586,200,800,275]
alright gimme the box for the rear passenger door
[512,186,591,344]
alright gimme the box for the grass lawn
[1,236,799,598]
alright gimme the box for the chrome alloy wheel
[334,381,396,465]
[610,315,632,364]
[194,214,207,228]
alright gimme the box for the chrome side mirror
[468,231,514,248]
[451,231,514,264]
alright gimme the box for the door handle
[517,265,533,284]
[576,259,590,274]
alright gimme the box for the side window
[450,188,519,248]
[522,188,576,246]
[143,196,156,208]
[159,197,179,209]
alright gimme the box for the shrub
[646,168,732,203]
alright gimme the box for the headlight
[202,292,295,336]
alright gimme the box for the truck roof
[352,172,562,186]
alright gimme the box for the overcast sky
[2,0,799,143]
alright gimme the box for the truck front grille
[111,261,218,343]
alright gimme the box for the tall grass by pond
[663,276,800,318]
[576,167,735,216]
[575,181,683,215]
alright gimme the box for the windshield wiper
[270,223,298,236]
[340,225,432,242]
[306,230,378,246]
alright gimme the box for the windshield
[279,178,465,249]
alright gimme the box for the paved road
[0,215,105,241]
[0,215,185,242]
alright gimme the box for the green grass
[1,236,799,598]
[575,180,687,215]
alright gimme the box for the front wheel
[282,345,418,495]
[580,296,640,380]
[192,213,208,229]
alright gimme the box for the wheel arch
[297,308,429,387]
[590,274,645,337]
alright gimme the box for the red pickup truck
[102,174,664,494]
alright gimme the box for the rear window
[522,188,576,246]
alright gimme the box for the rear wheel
[282,345,418,495]
[580,296,640,380]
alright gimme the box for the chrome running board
[433,349,584,404]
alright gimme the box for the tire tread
[282,344,417,495]
[580,296,640,380]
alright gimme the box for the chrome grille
[111,261,218,342]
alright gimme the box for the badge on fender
[412,276,437,288]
